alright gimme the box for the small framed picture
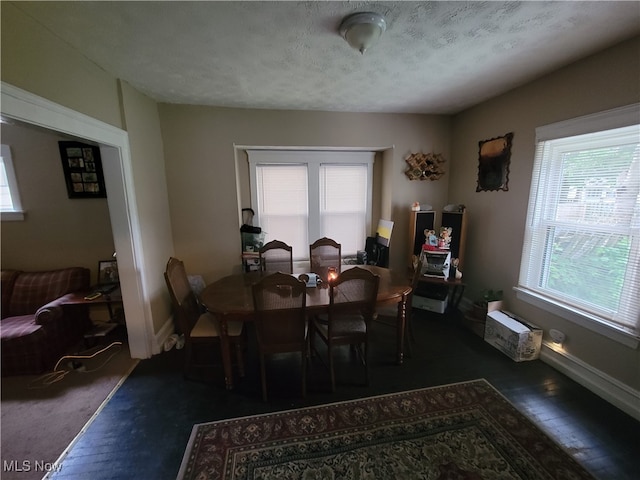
[59,141,107,199]
[98,260,119,285]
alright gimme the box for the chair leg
[328,344,336,392]
[235,342,245,378]
[404,322,414,358]
[407,309,417,344]
[301,350,307,398]
[260,353,268,402]
[308,323,315,358]
[364,340,370,386]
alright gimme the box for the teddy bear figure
[424,229,438,247]
[438,227,452,250]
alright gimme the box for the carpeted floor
[177,378,595,480]
[1,341,137,480]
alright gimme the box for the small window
[518,105,639,341]
[0,144,24,221]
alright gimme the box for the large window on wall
[0,144,24,221]
[518,104,640,342]
[248,149,374,260]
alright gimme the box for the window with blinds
[320,164,368,256]
[248,150,374,260]
[518,105,640,339]
[0,144,24,221]
[255,164,310,257]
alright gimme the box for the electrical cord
[28,341,123,389]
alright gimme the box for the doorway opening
[1,82,152,359]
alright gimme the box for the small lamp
[339,12,387,54]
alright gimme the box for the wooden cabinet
[410,206,468,314]
[408,210,436,267]
[408,207,467,269]
[441,207,468,269]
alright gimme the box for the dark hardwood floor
[48,309,639,480]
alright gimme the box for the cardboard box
[464,300,504,337]
[484,310,542,362]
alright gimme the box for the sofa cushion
[0,314,54,376]
[1,270,21,318]
[7,268,89,316]
[0,314,43,339]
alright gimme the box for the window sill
[514,287,639,349]
[1,210,25,221]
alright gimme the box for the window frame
[516,104,640,348]
[0,144,24,221]
[247,148,375,260]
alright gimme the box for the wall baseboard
[540,342,640,421]
[456,296,639,421]
[153,316,175,355]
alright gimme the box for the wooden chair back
[164,257,200,336]
[309,237,342,280]
[259,240,293,273]
[329,266,379,320]
[252,272,307,349]
[252,271,308,400]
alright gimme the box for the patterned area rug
[177,379,595,480]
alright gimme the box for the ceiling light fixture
[339,12,387,54]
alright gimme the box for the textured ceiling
[12,1,640,114]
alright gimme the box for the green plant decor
[480,289,503,304]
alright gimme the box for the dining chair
[259,240,293,274]
[310,266,380,392]
[164,257,245,381]
[309,237,342,281]
[252,272,308,402]
[373,257,425,358]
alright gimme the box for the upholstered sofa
[1,267,92,376]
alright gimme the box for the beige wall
[450,36,640,390]
[1,122,114,278]
[1,0,638,401]
[0,2,122,129]
[119,81,174,333]
[1,4,175,341]
[158,105,451,281]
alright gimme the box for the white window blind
[256,164,309,258]
[519,105,640,339]
[248,149,374,260]
[320,164,368,256]
[0,144,24,221]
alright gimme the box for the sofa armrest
[35,292,78,325]
[35,305,62,325]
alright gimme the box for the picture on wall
[58,141,107,198]
[98,260,119,285]
[476,132,514,192]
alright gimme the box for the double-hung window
[518,104,640,342]
[247,149,374,260]
[0,144,24,221]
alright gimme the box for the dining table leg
[396,294,408,365]
[218,316,234,390]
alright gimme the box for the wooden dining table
[200,265,413,390]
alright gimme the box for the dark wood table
[200,265,413,390]
[63,286,123,321]
[62,286,124,346]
